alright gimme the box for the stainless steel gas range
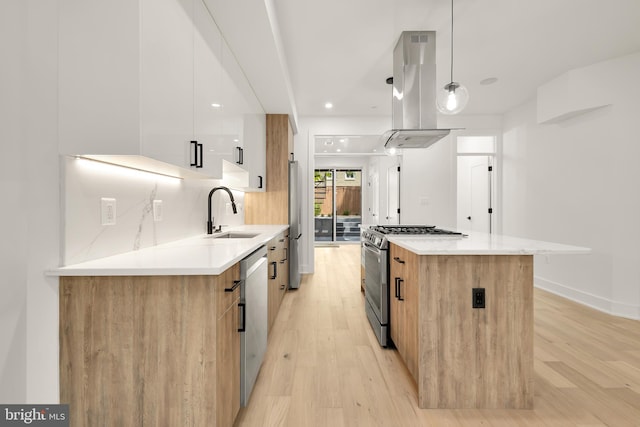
[361,225,465,347]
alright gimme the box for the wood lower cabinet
[60,264,241,426]
[389,244,419,381]
[388,243,534,409]
[267,229,289,333]
[215,265,241,427]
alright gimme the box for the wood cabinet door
[267,236,279,332]
[216,285,240,427]
[389,244,406,356]
[402,250,419,381]
[278,232,289,301]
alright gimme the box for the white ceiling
[270,0,640,118]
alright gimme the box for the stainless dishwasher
[240,246,268,406]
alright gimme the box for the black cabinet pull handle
[393,257,405,264]
[258,175,263,189]
[224,279,241,293]
[283,247,288,262]
[238,302,246,332]
[191,141,203,168]
[394,277,400,299]
[269,246,276,251]
[280,284,285,290]
[236,146,244,165]
[270,261,277,279]
[190,141,197,167]
[398,278,404,301]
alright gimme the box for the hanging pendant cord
[450,0,454,83]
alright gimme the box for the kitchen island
[49,225,288,427]
[384,231,588,409]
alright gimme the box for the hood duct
[383,31,455,149]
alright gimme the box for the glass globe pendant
[437,81,469,114]
[436,0,468,115]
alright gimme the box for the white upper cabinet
[58,0,265,186]
[140,0,194,170]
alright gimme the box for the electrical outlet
[101,198,116,226]
[153,200,163,222]
[472,288,485,309]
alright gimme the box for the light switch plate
[101,198,116,225]
[153,200,163,222]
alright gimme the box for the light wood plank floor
[235,245,640,427]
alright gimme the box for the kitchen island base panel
[415,254,534,409]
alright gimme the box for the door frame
[313,167,363,244]
[455,131,502,235]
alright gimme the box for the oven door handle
[363,241,383,255]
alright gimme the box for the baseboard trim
[535,276,640,320]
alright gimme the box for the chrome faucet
[207,186,238,234]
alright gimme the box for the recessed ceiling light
[339,138,345,143]
[324,102,333,109]
[336,148,341,152]
[233,139,239,142]
[211,103,222,108]
[480,77,498,86]
[324,140,334,146]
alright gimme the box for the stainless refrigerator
[288,161,302,289]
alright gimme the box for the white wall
[0,0,60,403]
[502,52,640,319]
[0,0,28,403]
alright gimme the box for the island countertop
[48,224,289,276]
[386,230,590,255]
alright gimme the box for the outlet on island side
[472,288,485,309]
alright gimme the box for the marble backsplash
[62,156,245,265]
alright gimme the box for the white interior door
[386,165,400,224]
[457,156,491,233]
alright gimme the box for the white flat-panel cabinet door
[140,0,194,169]
[194,0,225,178]
[58,0,142,155]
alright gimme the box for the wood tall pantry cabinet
[59,264,242,426]
[245,114,293,332]
[244,114,293,223]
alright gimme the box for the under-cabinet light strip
[74,156,184,181]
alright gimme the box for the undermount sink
[205,232,259,239]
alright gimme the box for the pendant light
[436,0,469,114]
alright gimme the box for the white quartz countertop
[48,225,289,276]
[386,231,590,255]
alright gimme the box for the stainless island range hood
[383,31,455,149]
